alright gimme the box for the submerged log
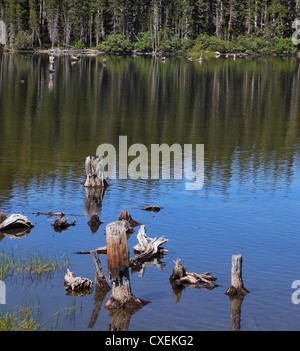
[51,218,76,232]
[225,255,249,297]
[170,259,218,289]
[104,221,149,310]
[130,225,168,267]
[141,205,163,213]
[0,214,34,232]
[34,211,65,217]
[64,269,93,292]
[84,156,108,188]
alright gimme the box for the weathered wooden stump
[104,221,149,310]
[0,214,34,231]
[170,259,218,289]
[84,156,108,188]
[225,255,249,297]
[118,210,141,228]
[64,269,93,295]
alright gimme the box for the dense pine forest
[0,0,300,54]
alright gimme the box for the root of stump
[104,295,150,311]
[225,285,249,297]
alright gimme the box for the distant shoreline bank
[0,48,299,58]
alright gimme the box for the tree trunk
[104,221,149,310]
[225,255,249,297]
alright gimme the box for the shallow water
[0,53,300,331]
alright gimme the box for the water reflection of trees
[0,54,299,203]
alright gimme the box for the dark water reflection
[0,53,299,330]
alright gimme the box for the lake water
[0,53,300,331]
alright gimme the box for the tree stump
[225,255,249,297]
[84,156,108,188]
[170,259,218,289]
[64,269,93,294]
[118,210,141,228]
[104,221,149,310]
[0,214,34,231]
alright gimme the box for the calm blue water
[0,53,300,331]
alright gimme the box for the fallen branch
[74,246,107,255]
[33,211,65,217]
[170,259,217,289]
[130,225,168,267]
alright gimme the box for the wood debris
[130,225,168,267]
[64,269,93,292]
[51,218,76,232]
[170,259,217,289]
[141,205,163,213]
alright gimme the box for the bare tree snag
[64,269,93,293]
[90,250,110,291]
[51,218,76,232]
[0,214,34,231]
[84,156,108,188]
[225,255,249,297]
[170,259,218,289]
[104,221,149,310]
[130,225,168,267]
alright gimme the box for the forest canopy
[0,0,299,53]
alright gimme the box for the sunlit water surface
[0,53,300,331]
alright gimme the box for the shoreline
[0,48,299,58]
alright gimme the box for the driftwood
[64,269,93,293]
[141,205,163,213]
[130,225,168,267]
[225,255,249,297]
[104,221,149,310]
[34,211,65,217]
[84,156,108,188]
[51,218,76,232]
[170,259,217,289]
[0,214,34,232]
